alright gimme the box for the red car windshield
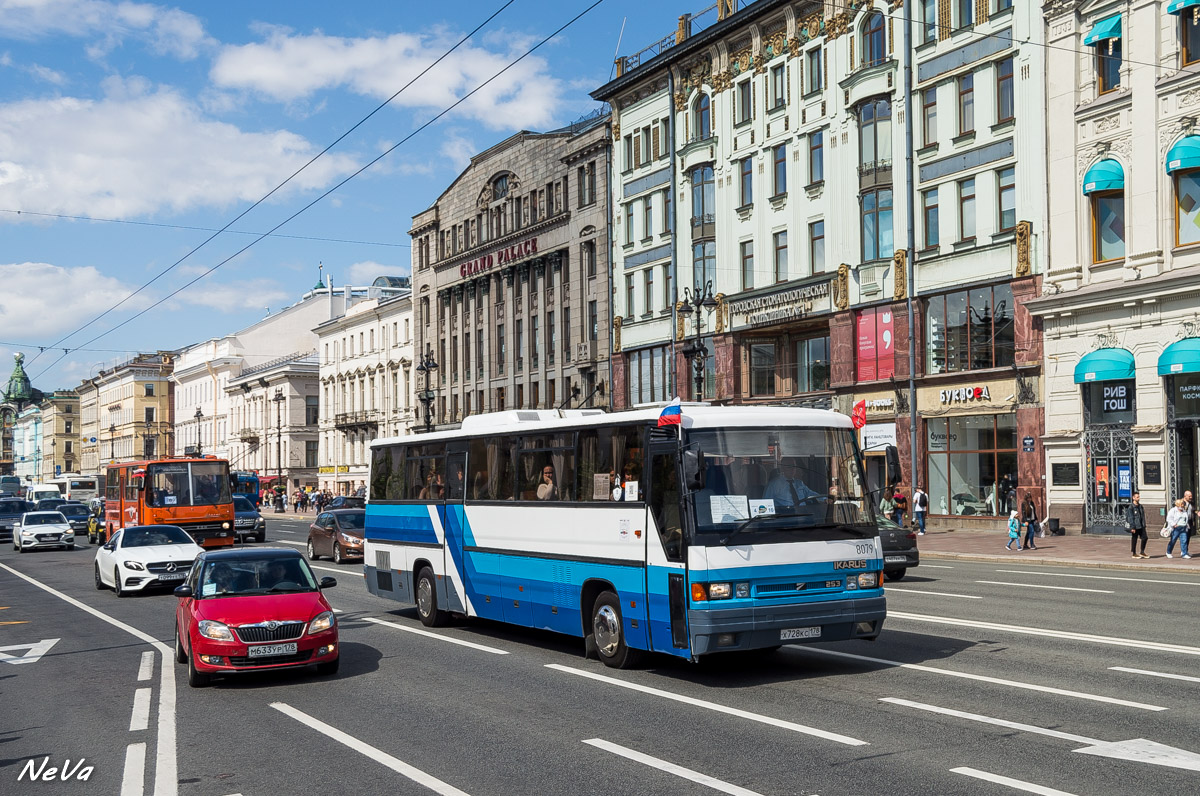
[199,558,317,597]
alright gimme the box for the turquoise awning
[1082,159,1125,195]
[1084,14,1122,46]
[1166,136,1200,173]
[1075,348,1136,384]
[1168,0,1200,14]
[1159,338,1200,376]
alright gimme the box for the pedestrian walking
[1126,491,1148,559]
[892,490,908,526]
[1006,509,1022,551]
[1021,493,1039,551]
[913,484,928,535]
[1166,499,1191,559]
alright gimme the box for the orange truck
[103,458,236,548]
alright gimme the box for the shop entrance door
[1083,426,1136,534]
[1170,421,1199,503]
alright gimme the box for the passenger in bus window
[537,466,558,500]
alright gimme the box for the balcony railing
[238,428,259,443]
[858,160,893,191]
[691,213,715,239]
[333,410,381,429]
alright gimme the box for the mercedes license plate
[780,626,821,641]
[157,573,185,582]
[248,643,297,657]
[885,555,907,563]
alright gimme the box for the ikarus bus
[363,405,886,667]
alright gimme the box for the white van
[25,484,62,503]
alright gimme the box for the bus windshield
[688,427,874,538]
[146,462,232,508]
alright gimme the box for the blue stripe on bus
[367,504,439,545]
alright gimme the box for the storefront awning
[1158,338,1200,375]
[1074,347,1135,384]
[1083,14,1122,46]
[1168,0,1200,15]
[1166,135,1200,174]
[1082,159,1124,195]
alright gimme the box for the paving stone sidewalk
[915,527,1200,574]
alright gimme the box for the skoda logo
[266,621,279,631]
[165,563,177,572]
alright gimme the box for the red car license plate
[247,643,297,657]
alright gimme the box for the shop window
[856,307,896,382]
[926,416,1018,517]
[1176,169,1200,247]
[1084,380,1136,425]
[749,342,777,397]
[795,336,830,394]
[927,283,1014,373]
[1091,191,1125,263]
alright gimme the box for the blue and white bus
[230,471,261,506]
[363,405,886,667]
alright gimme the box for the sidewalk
[916,528,1200,574]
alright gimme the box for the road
[3,514,1200,795]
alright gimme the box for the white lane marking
[920,564,955,569]
[799,648,1164,711]
[363,617,509,655]
[271,702,471,796]
[0,637,60,664]
[951,767,1078,795]
[886,588,982,599]
[0,563,177,796]
[996,570,1200,586]
[1110,667,1200,684]
[883,698,1200,771]
[137,650,154,681]
[976,580,1115,594]
[121,742,146,796]
[888,611,1200,656]
[277,540,306,546]
[333,608,344,614]
[584,738,765,796]
[310,563,363,577]
[130,687,153,731]
[548,663,867,746]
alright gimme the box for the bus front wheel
[591,591,644,670]
[416,567,448,628]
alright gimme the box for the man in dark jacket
[1126,491,1147,559]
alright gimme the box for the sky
[0,0,701,391]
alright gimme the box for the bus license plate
[780,626,821,641]
[248,643,297,658]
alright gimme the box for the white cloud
[438,131,476,173]
[0,261,150,338]
[0,0,213,60]
[0,76,360,219]
[173,277,290,313]
[210,29,564,130]
[345,260,410,285]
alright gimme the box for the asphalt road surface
[3,514,1200,796]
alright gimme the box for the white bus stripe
[879,698,1099,744]
[886,588,982,599]
[363,617,509,655]
[996,570,1200,586]
[888,611,1200,656]
[1109,666,1200,684]
[548,664,868,746]
[137,650,154,681]
[951,767,1079,796]
[800,649,1164,711]
[976,581,1115,594]
[584,738,766,796]
[121,742,146,796]
[129,687,153,731]
[271,702,471,796]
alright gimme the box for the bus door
[645,441,690,658]
[439,448,469,615]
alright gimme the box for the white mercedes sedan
[13,511,75,552]
[94,525,202,596]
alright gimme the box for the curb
[922,550,1200,575]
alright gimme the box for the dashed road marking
[363,617,508,654]
[976,580,1115,594]
[137,650,154,681]
[1109,666,1200,684]
[130,687,152,731]
[584,738,766,795]
[951,767,1077,795]
[121,742,146,796]
[886,588,982,599]
[996,569,1200,586]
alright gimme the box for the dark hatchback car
[327,496,364,510]
[58,502,92,537]
[0,498,32,544]
[878,516,919,581]
[307,510,365,564]
[35,498,68,512]
[233,497,266,543]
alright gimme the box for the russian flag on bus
[657,398,683,427]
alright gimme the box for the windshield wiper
[719,513,777,546]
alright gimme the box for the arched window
[693,94,711,140]
[863,13,885,67]
[492,175,509,201]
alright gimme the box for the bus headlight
[857,572,880,589]
[707,583,732,600]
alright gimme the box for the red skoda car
[174,548,339,687]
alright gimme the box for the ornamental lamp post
[193,407,202,456]
[272,388,285,493]
[109,423,116,462]
[415,348,439,434]
[678,280,717,402]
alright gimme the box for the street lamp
[272,388,285,493]
[109,423,116,462]
[414,348,439,433]
[678,280,718,402]
[194,407,203,456]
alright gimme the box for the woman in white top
[1166,498,1191,559]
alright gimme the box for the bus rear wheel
[591,591,644,670]
[415,567,448,628]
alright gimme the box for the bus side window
[650,454,683,562]
[386,447,407,500]
[370,446,392,501]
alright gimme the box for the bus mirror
[683,450,705,490]
[885,445,902,486]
